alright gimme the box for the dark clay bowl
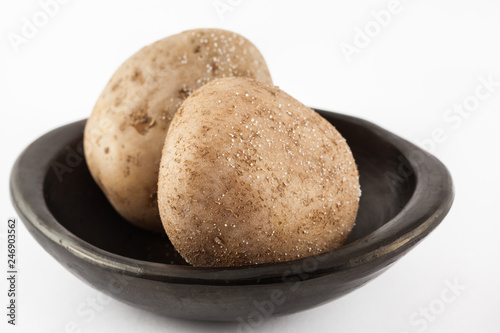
[10,110,453,322]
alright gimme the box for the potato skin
[84,29,272,232]
[158,77,361,266]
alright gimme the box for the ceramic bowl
[10,110,453,321]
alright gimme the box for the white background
[1,0,499,332]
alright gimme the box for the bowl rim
[10,109,454,284]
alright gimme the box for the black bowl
[10,110,453,322]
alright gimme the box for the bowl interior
[43,110,416,266]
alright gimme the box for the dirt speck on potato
[131,68,145,84]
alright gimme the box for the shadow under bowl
[10,109,453,321]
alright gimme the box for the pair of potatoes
[84,29,360,267]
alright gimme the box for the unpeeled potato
[84,29,272,232]
[158,77,361,267]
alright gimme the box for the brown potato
[84,29,272,232]
[158,77,361,267]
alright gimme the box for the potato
[84,29,272,232]
[158,77,361,267]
